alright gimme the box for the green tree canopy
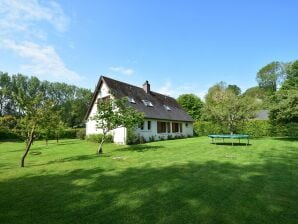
[203,82,257,134]
[0,72,92,127]
[227,84,241,96]
[177,94,204,120]
[91,97,144,154]
[256,61,285,92]
[270,60,298,123]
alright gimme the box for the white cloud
[0,0,83,83]
[109,66,135,76]
[0,0,69,35]
[2,39,82,81]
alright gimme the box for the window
[185,122,188,127]
[148,121,151,130]
[167,122,171,133]
[172,122,179,133]
[138,122,144,130]
[163,105,171,111]
[180,123,183,133]
[128,97,136,104]
[157,121,167,133]
[142,100,153,107]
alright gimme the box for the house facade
[85,76,194,144]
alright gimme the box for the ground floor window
[167,122,171,133]
[172,122,183,133]
[172,122,179,132]
[148,121,151,130]
[157,121,167,133]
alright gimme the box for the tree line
[177,60,298,134]
[0,72,92,128]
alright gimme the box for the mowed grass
[0,137,297,224]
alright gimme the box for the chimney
[143,80,150,94]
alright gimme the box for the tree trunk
[97,135,106,155]
[56,134,59,143]
[20,126,35,167]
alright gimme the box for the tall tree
[203,82,257,134]
[256,61,285,92]
[12,76,57,167]
[227,84,241,96]
[177,94,204,120]
[91,97,144,154]
[270,60,298,123]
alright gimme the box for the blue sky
[1,0,298,98]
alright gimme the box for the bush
[0,128,22,141]
[76,129,86,140]
[148,136,155,142]
[86,134,113,143]
[240,120,271,137]
[126,128,140,145]
[194,120,298,138]
[194,121,226,136]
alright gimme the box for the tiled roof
[85,76,194,122]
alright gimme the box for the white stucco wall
[135,119,193,142]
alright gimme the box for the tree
[203,82,257,134]
[0,72,92,128]
[270,60,298,123]
[256,61,285,92]
[91,97,144,154]
[39,110,63,146]
[177,94,204,120]
[227,84,241,96]
[12,76,57,167]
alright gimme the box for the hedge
[0,128,86,141]
[194,120,298,138]
[85,134,113,143]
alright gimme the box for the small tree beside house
[91,97,144,154]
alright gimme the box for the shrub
[76,129,86,140]
[148,136,155,142]
[86,134,113,143]
[159,136,165,141]
[126,128,140,145]
[194,121,226,136]
[0,128,22,141]
[240,120,271,137]
[194,120,298,138]
[167,134,173,140]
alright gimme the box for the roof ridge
[102,75,176,100]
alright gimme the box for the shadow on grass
[273,137,298,142]
[0,154,297,224]
[116,144,165,152]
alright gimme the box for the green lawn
[0,137,297,224]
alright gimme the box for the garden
[0,137,297,223]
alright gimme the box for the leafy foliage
[177,94,204,120]
[256,61,285,92]
[0,72,92,127]
[91,97,144,153]
[270,60,298,123]
[203,82,257,134]
[85,134,113,143]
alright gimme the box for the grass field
[0,137,297,224]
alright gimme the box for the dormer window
[142,100,153,107]
[163,105,171,111]
[128,97,136,104]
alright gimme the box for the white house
[85,76,194,144]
